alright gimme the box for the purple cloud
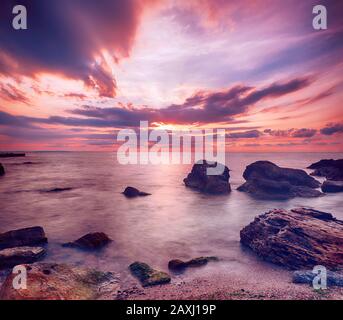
[320,123,343,135]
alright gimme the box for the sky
[0,0,342,152]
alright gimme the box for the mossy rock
[129,262,171,287]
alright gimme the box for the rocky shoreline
[0,158,342,299]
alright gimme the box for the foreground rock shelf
[0,263,120,300]
[238,161,322,199]
[184,160,231,194]
[240,208,343,270]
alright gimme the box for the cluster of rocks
[0,226,47,269]
[1,157,342,298]
[129,256,219,287]
[0,227,118,299]
[182,158,343,198]
[0,224,219,298]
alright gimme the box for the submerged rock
[168,256,219,272]
[0,163,4,176]
[240,208,343,270]
[183,160,231,194]
[129,262,171,287]
[0,227,47,250]
[237,161,321,199]
[0,263,120,300]
[322,180,343,193]
[63,232,112,250]
[308,159,343,181]
[42,187,73,193]
[122,187,151,198]
[0,246,46,269]
[293,270,343,287]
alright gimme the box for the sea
[1,152,342,285]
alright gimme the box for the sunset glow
[0,0,342,152]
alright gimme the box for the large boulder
[237,161,321,199]
[0,263,120,300]
[308,159,343,181]
[0,227,47,250]
[168,256,219,272]
[183,160,231,194]
[63,232,112,250]
[240,208,343,270]
[122,187,151,198]
[321,180,343,193]
[129,262,171,287]
[0,246,46,269]
[0,163,4,176]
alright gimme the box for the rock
[42,187,73,193]
[0,227,47,250]
[0,153,25,158]
[168,259,187,271]
[293,270,343,287]
[0,246,46,269]
[240,208,343,270]
[237,161,321,199]
[63,232,112,250]
[168,256,219,272]
[0,163,4,176]
[183,160,231,194]
[129,262,171,287]
[308,159,343,181]
[122,187,151,198]
[0,263,120,300]
[322,180,343,193]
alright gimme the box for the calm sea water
[0,152,342,284]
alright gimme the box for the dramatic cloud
[68,77,312,126]
[0,0,155,97]
[0,83,30,105]
[291,128,317,138]
[320,123,343,135]
[0,1,342,151]
[264,128,317,138]
[227,130,262,139]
